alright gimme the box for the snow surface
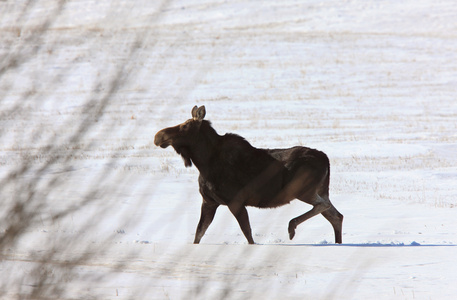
[1,0,457,299]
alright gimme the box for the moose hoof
[289,229,295,240]
[288,221,296,240]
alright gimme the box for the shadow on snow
[274,242,456,247]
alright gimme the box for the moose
[154,105,343,244]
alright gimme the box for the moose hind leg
[194,200,219,244]
[321,203,344,244]
[288,195,330,240]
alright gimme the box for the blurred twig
[0,1,170,298]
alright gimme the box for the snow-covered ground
[1,0,456,299]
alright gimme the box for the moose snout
[154,130,170,148]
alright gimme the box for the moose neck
[186,121,220,176]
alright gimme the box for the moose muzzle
[154,129,172,148]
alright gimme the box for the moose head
[154,105,207,167]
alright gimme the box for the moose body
[154,106,343,244]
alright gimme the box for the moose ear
[191,105,198,119]
[193,105,206,121]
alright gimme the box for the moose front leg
[228,203,255,244]
[194,200,219,244]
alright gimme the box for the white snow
[1,0,457,299]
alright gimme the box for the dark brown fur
[154,106,343,244]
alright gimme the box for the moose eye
[181,122,191,131]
